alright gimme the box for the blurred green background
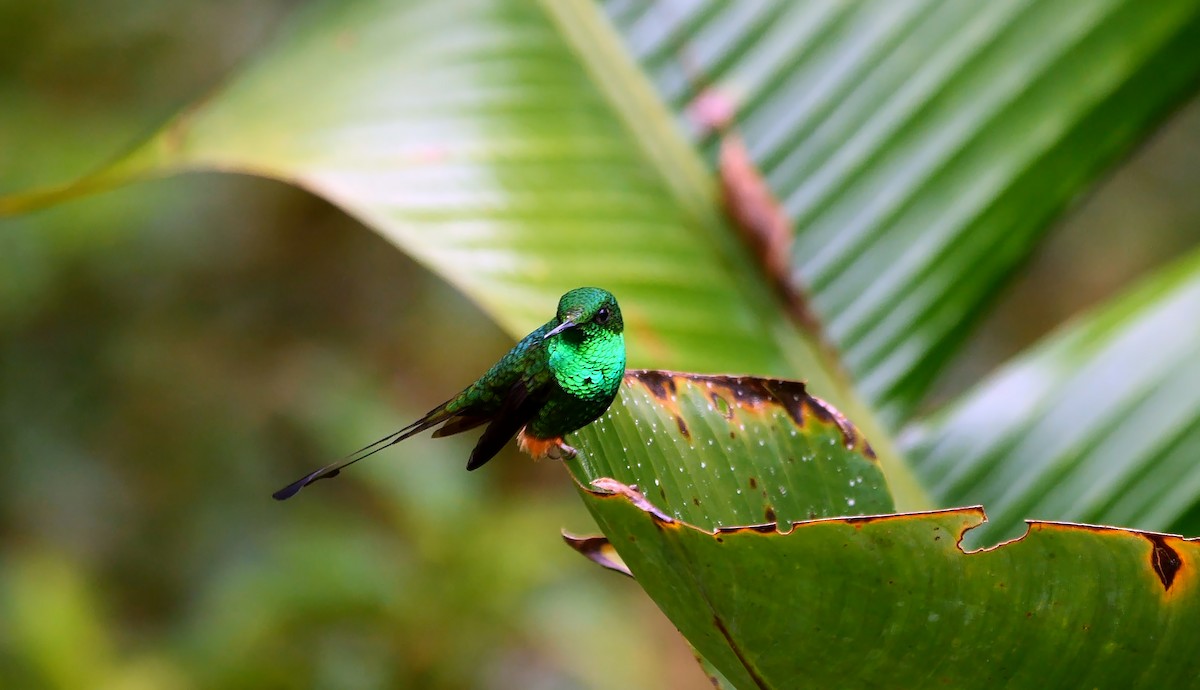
[1,1,1197,688]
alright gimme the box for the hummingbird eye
[594,307,610,324]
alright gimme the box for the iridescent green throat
[528,325,625,438]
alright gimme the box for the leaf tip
[589,477,676,525]
[561,531,633,578]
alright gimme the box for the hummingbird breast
[527,330,626,439]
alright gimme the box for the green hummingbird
[273,287,626,500]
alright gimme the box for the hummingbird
[273,287,626,500]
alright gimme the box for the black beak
[543,319,576,340]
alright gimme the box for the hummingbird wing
[429,415,489,438]
[465,377,552,471]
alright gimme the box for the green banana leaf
[906,244,1200,546]
[608,0,1200,423]
[1,0,825,389]
[568,371,1200,689]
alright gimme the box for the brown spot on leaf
[1147,534,1183,591]
[692,648,727,690]
[718,132,827,347]
[634,370,678,401]
[802,394,876,459]
[683,67,846,376]
[764,505,777,523]
[749,477,758,490]
[561,532,633,578]
[711,615,770,690]
[716,522,776,535]
[623,371,877,460]
[675,415,690,438]
[841,513,899,526]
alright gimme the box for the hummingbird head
[543,287,623,340]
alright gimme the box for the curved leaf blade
[608,0,1200,423]
[905,245,1200,546]
[568,371,894,532]
[564,369,891,687]
[567,369,1200,686]
[1,0,808,380]
[584,490,1200,689]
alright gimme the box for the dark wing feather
[430,415,489,438]
[465,380,549,471]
